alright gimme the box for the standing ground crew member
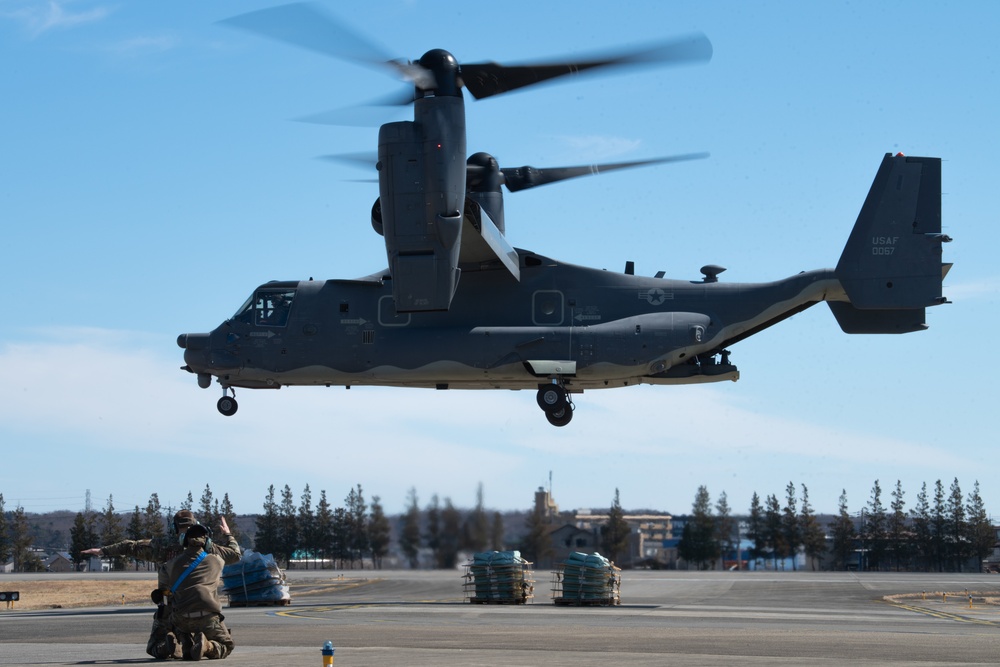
[158,513,240,660]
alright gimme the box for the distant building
[549,524,600,565]
[534,487,559,522]
[983,526,1000,573]
[529,486,674,568]
[43,552,74,573]
[574,509,674,568]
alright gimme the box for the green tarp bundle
[552,551,620,605]
[221,549,290,605]
[463,550,535,604]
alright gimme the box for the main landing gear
[217,387,238,416]
[537,383,574,427]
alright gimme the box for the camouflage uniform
[98,527,240,660]
[158,532,241,660]
[99,536,178,564]
[98,537,184,659]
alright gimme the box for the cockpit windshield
[232,289,296,327]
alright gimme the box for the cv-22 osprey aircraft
[177,4,952,426]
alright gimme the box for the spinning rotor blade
[316,152,379,182]
[321,150,707,192]
[222,4,711,103]
[461,34,713,100]
[316,151,378,169]
[219,2,435,89]
[499,152,710,193]
[294,88,417,127]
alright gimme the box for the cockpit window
[233,289,296,327]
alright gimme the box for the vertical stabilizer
[835,153,950,311]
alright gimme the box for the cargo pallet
[550,552,621,607]
[463,551,535,605]
[222,549,291,607]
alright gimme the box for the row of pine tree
[678,479,994,572]
[1,478,993,572]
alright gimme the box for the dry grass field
[3,578,158,610]
[0,576,367,611]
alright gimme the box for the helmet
[173,510,212,547]
[172,510,196,535]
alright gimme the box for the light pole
[858,507,867,572]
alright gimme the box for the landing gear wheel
[545,405,573,427]
[536,384,568,412]
[217,396,238,416]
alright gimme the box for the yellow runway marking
[276,599,466,619]
[888,602,1000,627]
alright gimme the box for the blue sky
[1,1,997,522]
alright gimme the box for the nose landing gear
[537,382,574,426]
[217,387,238,416]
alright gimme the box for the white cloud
[2,1,111,38]
[0,328,986,515]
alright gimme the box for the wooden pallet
[552,597,619,607]
[228,598,291,607]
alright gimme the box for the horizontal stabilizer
[828,302,927,334]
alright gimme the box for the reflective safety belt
[170,550,207,595]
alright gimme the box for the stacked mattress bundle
[552,552,621,605]
[463,550,535,604]
[221,549,291,606]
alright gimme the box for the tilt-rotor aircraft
[178,4,952,426]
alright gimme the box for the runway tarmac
[3,569,1000,665]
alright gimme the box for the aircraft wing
[459,199,521,280]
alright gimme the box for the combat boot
[164,633,183,660]
[151,632,182,660]
[186,632,205,661]
[203,639,223,659]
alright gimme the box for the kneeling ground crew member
[84,510,240,660]
[158,514,241,660]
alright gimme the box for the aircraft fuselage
[179,250,844,396]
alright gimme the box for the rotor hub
[417,49,460,97]
[467,152,502,191]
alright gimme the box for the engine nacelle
[371,198,383,236]
[377,96,467,312]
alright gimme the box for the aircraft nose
[179,331,241,376]
[177,333,210,350]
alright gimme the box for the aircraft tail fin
[831,153,951,333]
